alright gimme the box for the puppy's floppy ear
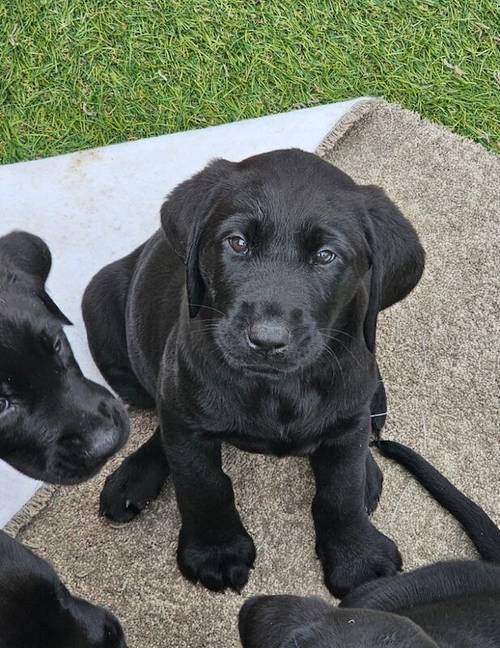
[2,231,52,282]
[38,289,73,326]
[361,213,381,355]
[160,158,234,318]
[360,185,425,354]
[1,231,72,325]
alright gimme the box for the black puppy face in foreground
[239,595,438,648]
[162,150,377,377]
[0,231,129,484]
[0,531,126,648]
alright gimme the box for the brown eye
[227,236,249,255]
[0,398,10,414]
[54,337,62,354]
[314,248,336,265]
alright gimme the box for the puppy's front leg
[311,413,401,598]
[163,415,255,592]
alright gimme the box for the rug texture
[17,100,500,648]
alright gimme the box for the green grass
[0,0,498,163]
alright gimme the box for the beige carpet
[16,100,500,648]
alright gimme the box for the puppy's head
[0,532,127,648]
[238,595,439,647]
[0,231,129,484]
[161,149,406,377]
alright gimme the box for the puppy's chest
[199,382,337,456]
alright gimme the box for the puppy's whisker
[321,342,346,390]
[319,332,362,368]
[318,327,356,341]
[190,327,220,336]
[187,303,225,317]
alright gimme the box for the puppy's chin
[24,463,103,486]
[220,345,323,378]
[47,465,104,486]
[10,455,110,486]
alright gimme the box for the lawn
[0,0,498,164]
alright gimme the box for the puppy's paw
[365,451,383,515]
[178,527,256,593]
[317,521,401,598]
[99,452,168,523]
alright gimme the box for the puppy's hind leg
[82,245,155,409]
[100,428,169,522]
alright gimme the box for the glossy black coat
[83,149,425,595]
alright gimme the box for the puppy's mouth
[47,456,110,485]
[220,347,307,377]
[50,426,129,485]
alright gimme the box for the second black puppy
[0,530,126,648]
[0,231,129,483]
[0,230,129,647]
[83,149,425,596]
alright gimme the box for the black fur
[83,148,424,595]
[0,531,126,648]
[0,231,129,484]
[239,441,500,648]
[0,231,129,647]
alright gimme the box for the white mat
[0,98,363,527]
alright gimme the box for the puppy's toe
[224,559,252,593]
[99,455,167,523]
[319,523,402,598]
[178,530,255,593]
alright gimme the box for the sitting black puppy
[0,532,126,648]
[0,231,129,483]
[239,441,500,648]
[83,148,425,596]
[0,230,129,647]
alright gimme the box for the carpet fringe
[4,484,58,538]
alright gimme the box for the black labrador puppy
[0,230,129,647]
[239,441,500,648]
[0,532,126,648]
[0,231,129,483]
[83,148,425,596]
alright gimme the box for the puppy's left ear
[160,158,234,318]
[2,231,52,282]
[1,231,72,325]
[359,185,424,354]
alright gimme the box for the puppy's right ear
[2,231,52,283]
[160,159,234,318]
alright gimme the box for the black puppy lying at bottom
[0,533,126,648]
[239,440,500,648]
[0,231,129,648]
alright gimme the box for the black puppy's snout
[247,320,290,353]
[88,425,124,461]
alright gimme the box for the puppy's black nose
[247,320,290,353]
[88,426,124,462]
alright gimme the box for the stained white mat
[0,97,364,527]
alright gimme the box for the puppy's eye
[227,236,249,255]
[314,248,336,265]
[0,398,10,415]
[53,337,62,354]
